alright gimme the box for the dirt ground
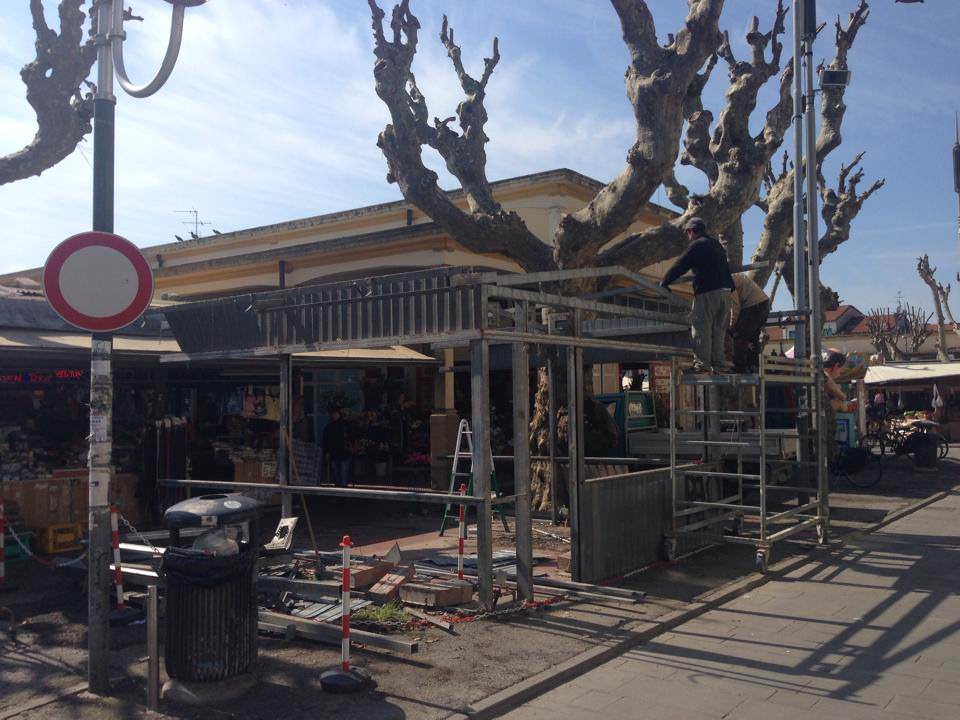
[2,453,957,720]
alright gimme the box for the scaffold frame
[666,354,827,572]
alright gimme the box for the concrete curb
[458,486,954,720]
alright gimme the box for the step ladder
[439,419,510,536]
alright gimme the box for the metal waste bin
[163,494,260,683]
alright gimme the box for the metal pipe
[791,0,808,360]
[147,585,159,710]
[805,36,822,365]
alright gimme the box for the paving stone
[507,492,960,720]
[886,694,960,720]
[767,689,822,710]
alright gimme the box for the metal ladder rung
[685,410,761,417]
[684,470,761,480]
[678,440,752,447]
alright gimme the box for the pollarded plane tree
[0,1,96,186]
[865,304,933,362]
[367,0,877,510]
[917,254,958,362]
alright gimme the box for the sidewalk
[503,490,960,720]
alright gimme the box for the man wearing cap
[659,217,735,373]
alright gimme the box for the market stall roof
[0,328,181,354]
[294,346,436,365]
[864,361,960,385]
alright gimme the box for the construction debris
[368,564,415,602]
[399,578,474,608]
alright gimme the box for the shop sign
[650,361,672,393]
[43,231,154,333]
[0,369,86,384]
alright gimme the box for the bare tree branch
[599,0,791,270]
[552,0,724,269]
[0,0,96,186]
[368,0,554,271]
[917,255,953,361]
[750,0,871,290]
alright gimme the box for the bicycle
[860,418,948,461]
[830,442,883,489]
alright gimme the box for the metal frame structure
[158,265,692,609]
[667,354,827,572]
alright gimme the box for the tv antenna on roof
[174,208,212,237]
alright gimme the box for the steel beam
[470,338,494,610]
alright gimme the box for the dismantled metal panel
[577,468,672,583]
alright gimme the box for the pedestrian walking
[728,273,771,373]
[659,217,735,373]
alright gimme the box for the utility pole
[87,0,116,694]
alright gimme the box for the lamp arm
[113,1,186,98]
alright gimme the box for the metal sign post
[41,0,207,696]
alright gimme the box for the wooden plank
[405,607,453,632]
[258,610,419,654]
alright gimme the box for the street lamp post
[88,0,206,695]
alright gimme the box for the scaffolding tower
[666,354,827,572]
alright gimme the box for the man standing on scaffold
[659,217,735,374]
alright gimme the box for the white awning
[0,329,181,354]
[293,346,436,365]
[864,361,960,385]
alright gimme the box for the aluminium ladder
[439,419,510,536]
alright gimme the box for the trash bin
[910,433,938,469]
[163,494,260,685]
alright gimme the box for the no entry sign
[43,231,154,333]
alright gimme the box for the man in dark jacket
[659,217,735,373]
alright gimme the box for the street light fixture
[87,0,208,697]
[819,68,852,88]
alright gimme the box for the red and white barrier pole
[340,535,352,672]
[457,484,467,581]
[0,498,6,586]
[110,505,124,610]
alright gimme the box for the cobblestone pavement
[505,490,960,720]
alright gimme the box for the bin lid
[164,493,260,529]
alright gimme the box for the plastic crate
[3,529,32,562]
[35,523,83,554]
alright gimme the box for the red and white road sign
[42,231,154,333]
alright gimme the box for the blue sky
[0,0,957,312]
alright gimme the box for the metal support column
[791,0,808,361]
[88,335,113,695]
[470,339,494,610]
[512,303,533,601]
[566,343,584,582]
[279,354,293,518]
[547,354,559,525]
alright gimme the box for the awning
[864,361,960,385]
[159,344,437,365]
[0,329,181,354]
[294,346,436,365]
